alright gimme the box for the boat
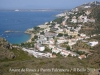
[15,9,19,12]
[5,30,12,33]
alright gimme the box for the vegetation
[20,42,34,48]
[57,33,63,37]
[43,46,52,53]
[66,45,70,50]
[72,41,91,51]
[53,17,64,24]
[40,31,45,35]
[79,6,100,35]
[64,33,68,37]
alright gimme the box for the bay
[0,11,61,44]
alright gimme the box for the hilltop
[75,1,100,10]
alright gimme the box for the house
[88,41,98,47]
[57,38,67,44]
[62,20,66,25]
[35,43,45,51]
[70,52,77,57]
[68,31,78,36]
[45,32,57,38]
[52,54,57,58]
[84,6,91,8]
[60,50,70,57]
[68,41,77,46]
[54,24,60,28]
[49,44,55,49]
[38,24,48,29]
[71,19,77,23]
[37,35,47,44]
[78,19,83,23]
[78,55,86,59]
[80,33,86,38]
[45,53,52,58]
[45,22,49,25]
[49,38,55,44]
[71,16,77,23]
[44,28,50,32]
[52,48,61,54]
[83,16,88,23]
[56,13,66,17]
[78,15,88,23]
[65,15,69,20]
[72,8,79,12]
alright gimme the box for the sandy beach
[26,33,34,43]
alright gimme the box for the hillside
[0,37,15,60]
[79,5,100,35]
[0,37,99,75]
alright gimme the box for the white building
[88,41,99,47]
[49,38,55,44]
[22,48,52,58]
[56,13,66,17]
[52,48,62,54]
[60,50,70,57]
[84,6,91,8]
[35,43,45,51]
[57,38,67,44]
[71,19,77,23]
[83,16,88,23]
[44,28,50,32]
[80,33,86,37]
[49,44,55,49]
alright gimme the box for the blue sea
[0,11,61,44]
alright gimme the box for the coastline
[26,33,34,43]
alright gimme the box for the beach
[26,33,34,43]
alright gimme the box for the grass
[9,48,35,61]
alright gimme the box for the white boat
[15,9,19,12]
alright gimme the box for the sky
[0,0,99,9]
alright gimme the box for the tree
[40,31,44,35]
[44,46,52,52]
[21,43,24,46]
[69,35,72,39]
[34,27,40,30]
[78,34,80,36]
[54,38,57,45]
[31,38,35,41]
[34,35,38,39]
[66,45,70,50]
[64,34,68,37]
[53,17,64,24]
[57,33,63,37]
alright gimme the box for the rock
[8,52,15,59]
[0,37,15,60]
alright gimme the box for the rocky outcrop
[0,37,15,60]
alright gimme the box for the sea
[0,10,62,44]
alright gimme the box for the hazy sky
[0,0,99,9]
